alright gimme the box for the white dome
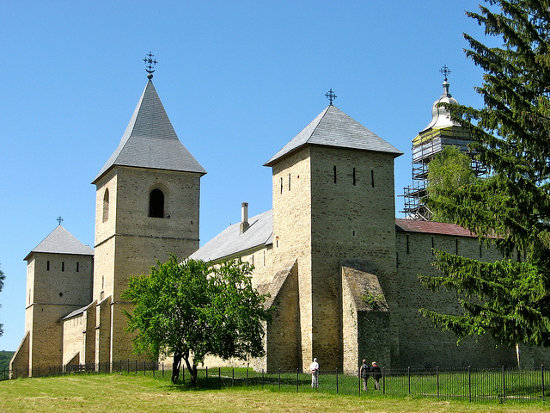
[420,80,460,132]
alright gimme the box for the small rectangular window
[396,252,399,268]
[76,262,79,272]
[371,170,375,187]
[479,243,483,258]
[280,177,283,194]
[47,261,50,271]
[288,173,291,191]
[352,168,356,186]
[333,166,337,183]
[431,237,434,255]
[62,262,65,272]
[455,239,459,255]
[406,235,410,254]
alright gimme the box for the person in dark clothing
[360,359,370,391]
[371,361,382,390]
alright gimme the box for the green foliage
[122,256,272,385]
[427,146,477,223]
[0,350,14,371]
[420,0,550,349]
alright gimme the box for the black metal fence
[3,362,549,403]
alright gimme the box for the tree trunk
[171,351,182,384]
[182,354,197,387]
[515,343,521,369]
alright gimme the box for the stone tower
[91,76,206,367]
[10,225,93,377]
[265,105,402,371]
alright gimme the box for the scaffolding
[401,125,485,221]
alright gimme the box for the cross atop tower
[325,89,337,105]
[56,216,63,225]
[143,52,158,79]
[440,65,451,81]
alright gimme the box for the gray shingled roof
[63,302,94,320]
[25,225,93,260]
[265,105,402,166]
[190,210,273,262]
[93,80,206,183]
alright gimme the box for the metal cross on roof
[143,52,158,79]
[57,216,63,225]
[325,89,337,105]
[440,65,451,81]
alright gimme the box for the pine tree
[420,0,550,354]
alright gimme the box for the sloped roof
[190,210,273,262]
[25,225,94,260]
[395,219,476,238]
[93,80,206,183]
[265,105,402,166]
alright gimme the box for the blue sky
[0,0,492,351]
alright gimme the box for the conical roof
[24,225,93,260]
[93,80,206,183]
[264,105,402,166]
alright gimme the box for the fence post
[261,369,264,389]
[278,368,280,390]
[408,367,411,395]
[153,362,155,378]
[162,362,164,378]
[436,366,439,399]
[206,366,208,385]
[246,367,248,387]
[542,364,545,402]
[502,365,506,402]
[219,367,222,389]
[336,368,339,394]
[382,367,385,394]
[232,368,235,387]
[468,365,472,402]
[296,368,299,392]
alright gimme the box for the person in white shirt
[310,357,319,389]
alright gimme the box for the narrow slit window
[479,243,483,258]
[47,261,50,271]
[455,238,459,255]
[371,170,375,187]
[406,235,410,254]
[102,189,109,222]
[288,173,291,191]
[431,237,434,255]
[280,177,283,194]
[396,252,399,268]
[76,262,79,272]
[352,168,356,186]
[61,262,65,272]
[149,189,164,218]
[333,166,337,183]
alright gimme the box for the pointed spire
[93,78,206,184]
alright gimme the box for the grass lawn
[0,374,549,413]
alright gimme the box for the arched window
[149,189,164,218]
[102,189,109,222]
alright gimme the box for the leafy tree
[122,256,272,385]
[427,146,478,223]
[0,266,4,337]
[420,0,550,361]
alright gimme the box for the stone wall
[62,313,85,367]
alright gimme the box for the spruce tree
[420,0,550,353]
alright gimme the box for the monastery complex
[10,69,550,377]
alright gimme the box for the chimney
[240,202,249,234]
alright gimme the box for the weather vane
[440,65,451,81]
[57,216,63,225]
[325,89,337,105]
[143,52,158,79]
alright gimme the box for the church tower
[265,97,402,371]
[91,65,206,367]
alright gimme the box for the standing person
[360,359,370,391]
[310,358,319,389]
[371,361,382,390]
